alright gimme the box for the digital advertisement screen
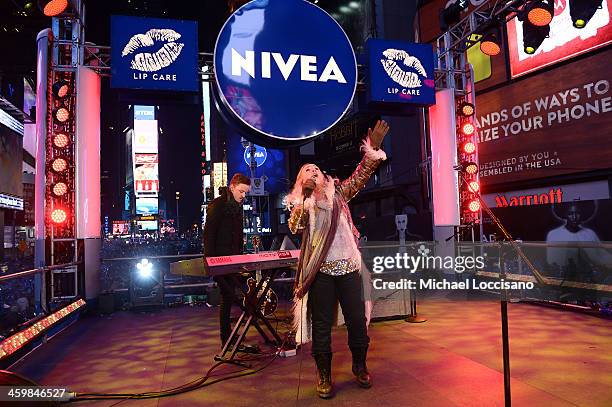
[112,221,130,235]
[506,0,612,78]
[475,49,612,186]
[226,130,287,195]
[134,153,159,197]
[137,220,158,231]
[136,197,159,215]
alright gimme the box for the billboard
[134,153,159,197]
[111,16,199,91]
[507,0,612,78]
[367,39,436,106]
[475,48,612,186]
[137,220,158,231]
[133,119,158,153]
[0,125,23,201]
[112,221,130,235]
[136,197,159,215]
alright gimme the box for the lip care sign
[111,15,199,91]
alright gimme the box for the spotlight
[53,133,70,148]
[51,208,67,224]
[463,141,477,154]
[480,29,501,56]
[463,162,479,175]
[570,0,603,29]
[467,181,480,193]
[38,0,68,17]
[458,101,475,117]
[522,22,549,54]
[461,122,476,136]
[136,259,153,279]
[53,107,70,123]
[52,80,70,99]
[51,158,67,172]
[52,182,68,196]
[467,199,481,213]
[527,0,555,27]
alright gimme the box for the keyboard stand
[214,269,283,366]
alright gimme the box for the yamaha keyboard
[169,250,300,277]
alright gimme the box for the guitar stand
[214,270,283,367]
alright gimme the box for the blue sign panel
[111,15,198,91]
[367,39,436,106]
[244,145,267,167]
[227,130,287,195]
[214,0,357,143]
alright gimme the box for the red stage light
[464,162,479,174]
[54,107,70,123]
[480,35,501,56]
[467,200,481,213]
[39,0,68,17]
[468,181,480,193]
[51,208,67,223]
[52,158,67,172]
[52,182,68,196]
[463,141,476,154]
[52,80,70,98]
[461,122,475,136]
[459,101,475,117]
[53,133,69,148]
[528,1,554,26]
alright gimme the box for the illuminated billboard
[133,119,158,153]
[112,221,130,235]
[137,220,158,231]
[507,0,612,78]
[134,153,159,197]
[136,197,159,215]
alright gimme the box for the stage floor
[12,300,612,406]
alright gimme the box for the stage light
[136,259,153,279]
[461,122,476,136]
[522,22,549,54]
[463,141,477,154]
[52,80,70,98]
[467,199,481,213]
[468,181,480,193]
[527,0,554,26]
[569,0,603,29]
[52,182,68,197]
[464,162,479,175]
[52,181,68,198]
[51,208,67,224]
[38,0,68,17]
[458,101,475,117]
[51,158,67,172]
[53,107,70,123]
[480,30,501,56]
[53,133,69,148]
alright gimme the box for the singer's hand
[302,179,316,197]
[368,120,390,149]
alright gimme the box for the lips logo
[381,48,427,88]
[122,29,184,72]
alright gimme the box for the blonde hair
[286,164,335,208]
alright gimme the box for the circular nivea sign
[214,0,357,143]
[244,145,267,167]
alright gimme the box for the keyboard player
[203,173,252,349]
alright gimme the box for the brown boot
[313,353,333,398]
[351,346,372,388]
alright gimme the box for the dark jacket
[203,190,244,258]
